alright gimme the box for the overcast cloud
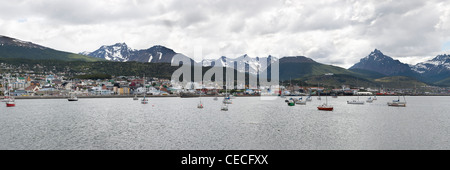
[0,0,449,68]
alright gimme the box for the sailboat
[347,96,365,104]
[221,78,231,111]
[197,89,204,109]
[388,96,406,107]
[296,97,307,105]
[223,79,232,104]
[5,75,15,107]
[388,77,406,107]
[68,93,78,101]
[141,75,149,104]
[347,79,364,104]
[318,93,333,111]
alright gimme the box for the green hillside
[374,76,428,89]
[434,77,450,87]
[278,62,353,80]
[299,74,376,88]
[0,45,101,62]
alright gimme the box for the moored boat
[6,98,15,107]
[318,104,333,111]
[347,100,365,104]
[318,94,333,111]
[388,96,407,107]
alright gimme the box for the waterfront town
[1,71,449,98]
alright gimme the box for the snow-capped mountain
[85,43,133,62]
[83,43,193,64]
[412,54,450,83]
[350,49,415,76]
[412,54,450,73]
[201,55,279,75]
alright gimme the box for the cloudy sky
[1,0,449,68]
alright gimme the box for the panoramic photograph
[1,0,450,160]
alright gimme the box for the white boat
[347,94,364,105]
[306,96,312,102]
[296,99,307,105]
[366,97,373,103]
[223,98,233,104]
[221,104,229,111]
[373,96,377,100]
[388,96,406,107]
[68,95,78,101]
[347,100,365,104]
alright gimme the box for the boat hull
[318,107,333,111]
[388,102,406,107]
[347,101,365,105]
[68,99,78,101]
[6,103,15,107]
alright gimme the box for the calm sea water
[0,96,449,150]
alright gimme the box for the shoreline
[5,94,450,100]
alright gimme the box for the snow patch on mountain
[202,55,278,75]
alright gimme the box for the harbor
[1,96,449,150]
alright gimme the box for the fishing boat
[388,96,406,107]
[318,95,333,111]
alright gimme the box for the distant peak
[372,49,383,55]
[434,54,450,60]
[114,42,127,46]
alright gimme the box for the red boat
[318,104,333,111]
[6,100,15,107]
